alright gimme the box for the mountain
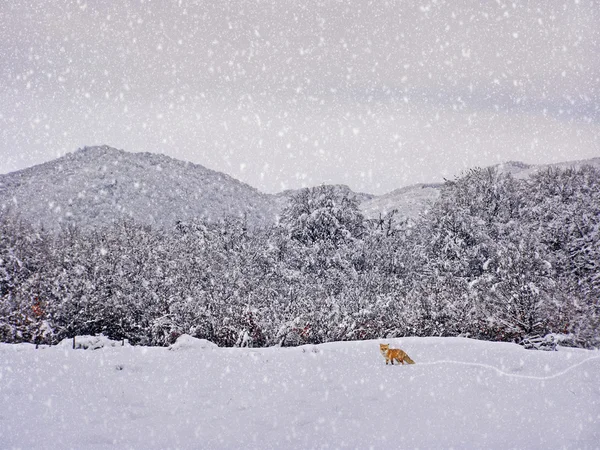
[360,183,442,221]
[0,145,279,231]
[359,157,600,221]
[1,145,598,231]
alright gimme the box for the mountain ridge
[1,145,599,231]
[0,145,278,231]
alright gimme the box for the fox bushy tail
[404,354,415,364]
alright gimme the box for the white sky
[1,0,599,194]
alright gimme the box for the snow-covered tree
[280,185,364,247]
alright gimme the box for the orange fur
[379,343,415,365]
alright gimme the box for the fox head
[379,343,389,353]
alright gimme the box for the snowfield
[1,336,599,449]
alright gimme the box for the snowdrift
[1,337,598,449]
[168,334,219,351]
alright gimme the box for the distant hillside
[1,146,598,231]
[0,146,279,231]
[360,183,442,221]
[360,157,600,221]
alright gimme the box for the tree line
[1,166,598,348]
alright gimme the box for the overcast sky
[1,0,599,194]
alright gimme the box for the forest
[1,166,599,348]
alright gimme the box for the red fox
[379,343,415,365]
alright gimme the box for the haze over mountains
[0,145,598,231]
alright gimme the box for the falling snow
[1,1,599,449]
[1,1,599,194]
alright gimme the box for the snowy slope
[1,146,599,230]
[1,337,598,449]
[361,157,600,221]
[0,146,279,230]
[360,183,442,221]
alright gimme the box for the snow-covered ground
[1,336,599,449]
